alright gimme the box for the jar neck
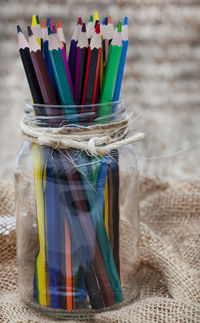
[24,98,126,127]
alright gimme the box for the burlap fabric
[0,178,200,322]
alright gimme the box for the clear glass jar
[15,99,140,320]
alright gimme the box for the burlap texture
[0,178,200,322]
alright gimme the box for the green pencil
[98,21,122,118]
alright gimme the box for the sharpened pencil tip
[36,15,40,25]
[27,26,33,37]
[94,19,99,29]
[89,15,93,22]
[51,22,57,34]
[78,17,83,25]
[95,22,100,34]
[94,11,99,21]
[108,15,112,24]
[48,26,53,35]
[32,15,37,26]
[46,17,51,28]
[123,16,128,25]
[17,25,22,33]
[117,21,122,33]
[82,22,86,32]
[58,19,62,28]
[102,17,107,25]
[41,19,46,28]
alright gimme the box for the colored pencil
[57,19,66,50]
[86,15,93,43]
[36,15,43,50]
[104,177,109,237]
[29,26,73,308]
[41,19,46,56]
[46,17,51,29]
[100,17,107,91]
[98,21,122,117]
[51,23,74,98]
[31,14,41,48]
[17,14,129,311]
[65,151,116,306]
[47,151,73,309]
[76,153,123,303]
[45,152,61,308]
[42,23,57,97]
[94,11,99,21]
[113,16,128,108]
[81,23,102,122]
[109,150,120,275]
[104,15,115,64]
[28,26,57,106]
[75,23,88,105]
[48,27,77,123]
[18,25,49,306]
[59,152,116,308]
[17,26,44,109]
[68,17,82,87]
[50,149,104,308]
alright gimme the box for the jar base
[22,286,140,320]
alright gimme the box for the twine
[20,114,144,155]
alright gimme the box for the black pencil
[75,23,88,105]
[17,25,44,115]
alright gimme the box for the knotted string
[20,114,144,155]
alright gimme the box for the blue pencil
[46,149,61,308]
[43,21,57,96]
[112,16,128,111]
[96,155,110,208]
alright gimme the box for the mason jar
[15,98,141,320]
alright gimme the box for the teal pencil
[48,27,78,122]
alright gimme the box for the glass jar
[15,99,140,320]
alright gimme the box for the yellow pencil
[32,143,49,305]
[32,14,41,47]
[94,11,99,21]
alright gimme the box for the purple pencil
[75,23,88,105]
[68,17,82,87]
[51,21,74,98]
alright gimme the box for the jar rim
[25,97,124,109]
[24,97,127,127]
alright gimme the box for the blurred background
[0,0,200,183]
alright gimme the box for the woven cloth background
[0,0,200,182]
[0,177,200,322]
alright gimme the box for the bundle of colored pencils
[17,12,128,311]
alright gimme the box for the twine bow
[20,114,144,155]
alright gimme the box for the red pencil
[81,23,102,122]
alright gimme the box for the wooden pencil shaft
[52,151,104,307]
[19,48,44,111]
[43,40,57,97]
[49,48,77,122]
[84,48,99,105]
[78,47,88,104]
[92,48,101,104]
[108,166,114,252]
[59,152,115,306]
[30,50,57,106]
[68,39,77,86]
[110,150,120,275]
[76,153,123,302]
